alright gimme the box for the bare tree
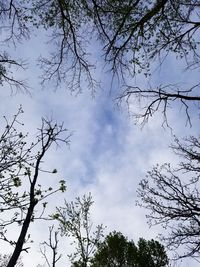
[34,0,97,93]
[117,85,200,126]
[0,107,69,267]
[40,226,62,267]
[0,0,30,92]
[137,135,200,260]
[0,0,97,93]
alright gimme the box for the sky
[0,17,200,267]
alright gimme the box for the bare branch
[137,136,200,259]
[117,84,200,126]
[40,226,62,267]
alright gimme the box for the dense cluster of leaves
[90,231,168,267]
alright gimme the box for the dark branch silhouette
[0,107,69,267]
[137,136,200,259]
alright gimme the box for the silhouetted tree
[39,226,62,267]
[137,135,200,259]
[0,107,69,267]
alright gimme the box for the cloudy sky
[0,23,200,267]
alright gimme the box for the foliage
[136,238,169,267]
[53,194,104,267]
[90,231,169,267]
[0,107,69,267]
[137,135,200,259]
[90,231,137,267]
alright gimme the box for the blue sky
[0,24,200,267]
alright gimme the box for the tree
[0,0,30,92]
[137,135,200,259]
[90,231,169,267]
[39,226,62,267]
[1,1,199,124]
[53,194,104,267]
[91,0,200,124]
[0,107,69,267]
[136,238,169,267]
[0,254,23,267]
[90,231,137,267]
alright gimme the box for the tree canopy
[0,0,199,124]
[90,231,169,267]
